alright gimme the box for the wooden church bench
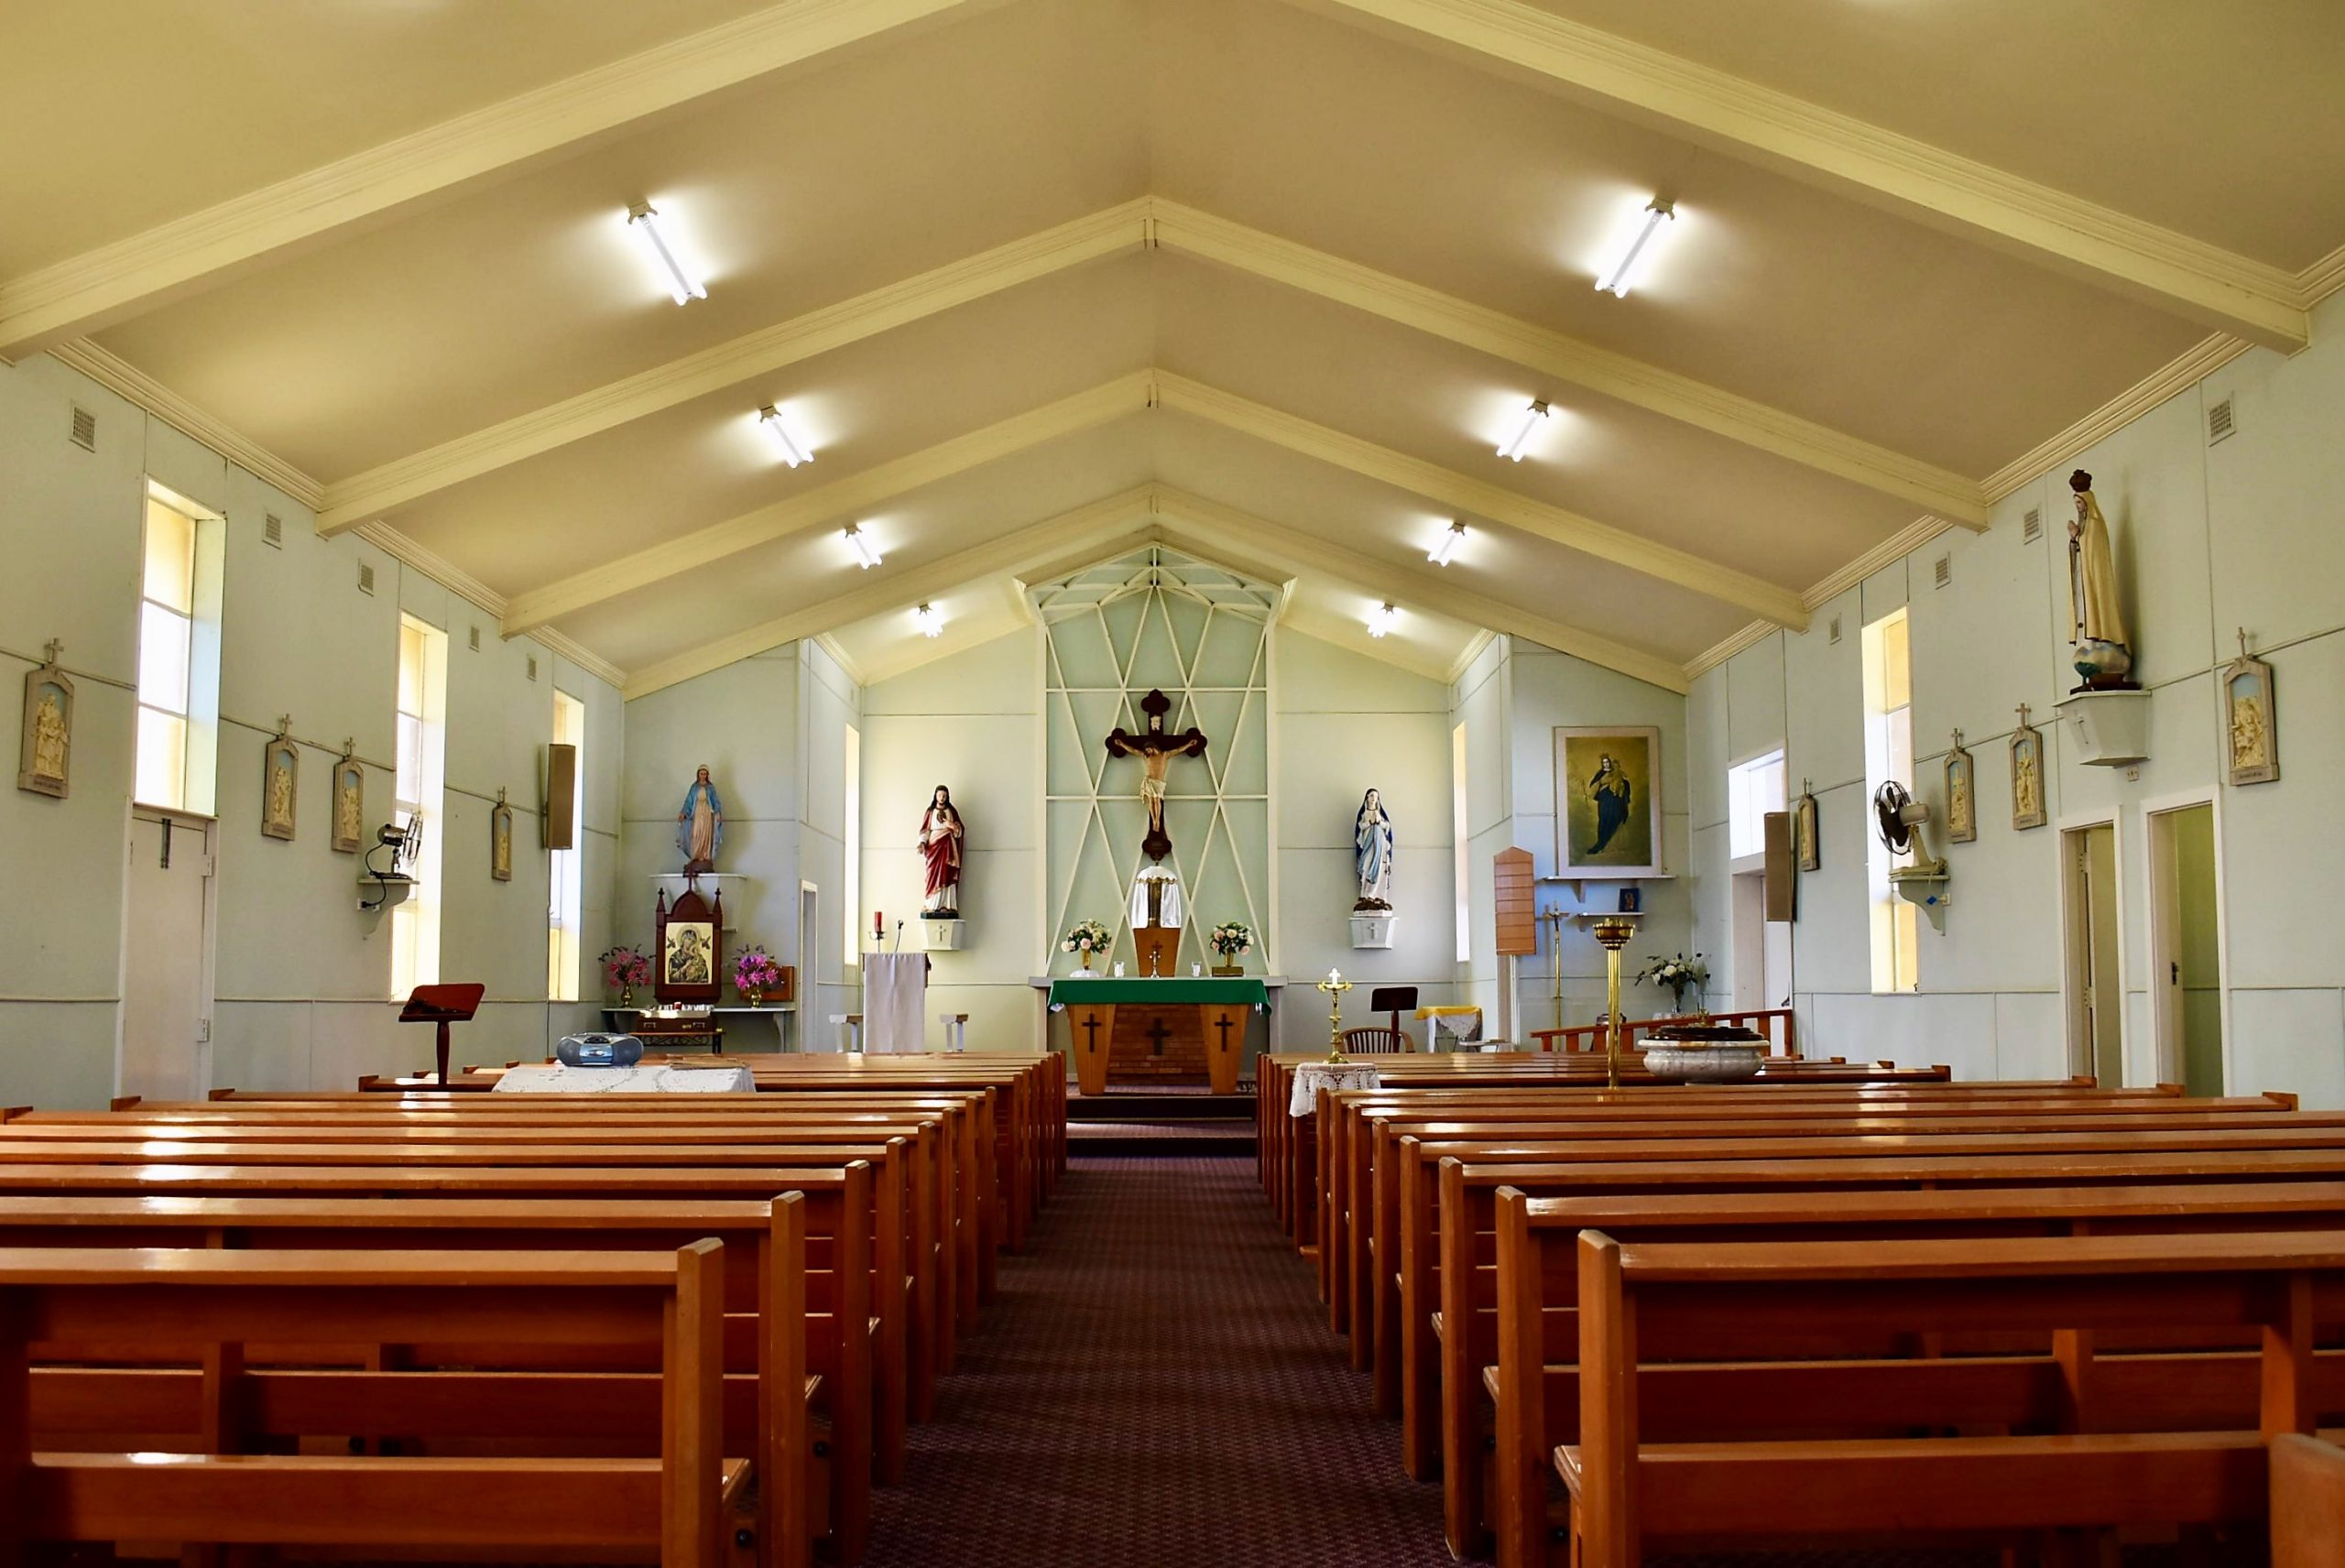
[0,1242,739,1568]
[1390,1125,2345,1485]
[0,1154,920,1495]
[2272,1432,2345,1568]
[1556,1227,2345,1568]
[0,1191,844,1568]
[1484,1179,2345,1567]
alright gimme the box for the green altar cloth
[1048,976,1269,1009]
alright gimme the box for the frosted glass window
[134,495,203,811]
[391,615,447,996]
[548,691,585,1002]
[135,707,187,809]
[1727,749,1786,862]
[1862,607,1920,994]
[143,500,195,613]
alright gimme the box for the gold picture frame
[1554,726,1664,877]
[331,746,365,855]
[2220,634,2278,787]
[261,726,299,841]
[2009,707,2047,831]
[17,643,71,799]
[490,789,515,882]
[1943,732,1976,844]
[1793,780,1820,872]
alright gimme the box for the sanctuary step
[1068,1086,1254,1156]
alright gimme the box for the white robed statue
[676,766,725,872]
[1353,788,1394,910]
[2067,470,2135,689]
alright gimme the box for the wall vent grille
[1827,615,1843,645]
[1933,554,1952,589]
[68,406,96,451]
[2207,394,2236,444]
[356,562,376,596]
[468,626,481,652]
[527,655,540,682]
[2022,506,2042,543]
[261,513,283,549]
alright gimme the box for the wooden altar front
[1048,976,1268,1095]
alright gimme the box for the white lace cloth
[493,1063,757,1094]
[1288,1062,1382,1117]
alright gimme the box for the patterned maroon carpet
[864,1155,1458,1567]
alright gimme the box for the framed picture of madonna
[1554,726,1664,878]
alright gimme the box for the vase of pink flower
[600,945,651,1007]
[734,944,783,1007]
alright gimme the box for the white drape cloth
[861,953,930,1053]
[1288,1062,1382,1116]
[1129,866,1184,930]
[493,1063,755,1094]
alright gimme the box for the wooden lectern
[400,983,485,1085]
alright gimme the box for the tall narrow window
[1726,749,1786,867]
[134,492,219,811]
[842,724,862,975]
[1862,609,1919,993]
[547,691,585,1001]
[1452,721,1471,963]
[391,615,448,996]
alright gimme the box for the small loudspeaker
[545,743,577,850]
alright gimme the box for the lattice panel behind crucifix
[1035,546,1279,976]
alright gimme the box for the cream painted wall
[0,352,623,1107]
[1687,289,2345,1105]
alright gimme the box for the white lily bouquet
[1062,919,1112,972]
[1633,951,1708,1014]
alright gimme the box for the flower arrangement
[1061,919,1112,971]
[1633,952,1708,1014]
[734,944,783,1005]
[1208,921,1253,959]
[599,945,651,1004]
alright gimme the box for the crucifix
[1105,689,1207,863]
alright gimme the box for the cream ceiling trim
[504,370,1154,636]
[1305,0,2309,351]
[47,340,324,508]
[1979,332,2253,502]
[348,520,629,690]
[1446,626,1500,686]
[0,0,999,355]
[1683,619,1779,683]
[1151,201,1987,523]
[1152,371,1807,629]
[316,201,1150,533]
[2301,242,2345,309]
[811,633,869,688]
[625,488,1158,698]
[1152,486,1689,693]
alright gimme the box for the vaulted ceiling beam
[506,371,1154,635]
[1152,372,1808,628]
[0,0,999,355]
[625,487,1156,697]
[1152,486,1689,692]
[318,201,1149,533]
[1150,201,1987,523]
[1302,0,2308,350]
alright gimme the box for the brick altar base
[1107,1003,1208,1085]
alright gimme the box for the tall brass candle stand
[1573,910,1646,1090]
[1317,969,1355,1062]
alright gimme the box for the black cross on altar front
[1143,1017,1173,1056]
[1078,1013,1105,1054]
[1212,1013,1236,1052]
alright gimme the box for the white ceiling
[6,0,2338,695]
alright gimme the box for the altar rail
[1528,1007,1794,1056]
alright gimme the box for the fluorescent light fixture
[1496,400,1549,463]
[625,201,705,305]
[1429,520,1467,567]
[1596,197,1674,297]
[758,405,813,467]
[1367,602,1399,638]
[844,524,882,571]
[914,603,943,638]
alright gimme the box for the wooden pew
[0,1242,737,1568]
[0,1155,919,1501]
[1490,1180,2345,1567]
[1392,1122,2345,1485]
[0,1192,837,1568]
[2272,1432,2345,1568]
[1558,1227,2345,1566]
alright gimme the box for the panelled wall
[1690,289,2345,1106]
[0,353,624,1108]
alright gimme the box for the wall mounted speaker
[545,743,577,850]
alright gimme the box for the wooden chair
[1341,1027,1408,1054]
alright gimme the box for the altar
[1044,975,1272,1095]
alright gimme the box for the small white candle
[1327,967,1342,986]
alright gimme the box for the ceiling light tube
[845,524,882,571]
[914,603,943,638]
[1429,520,1467,567]
[1367,602,1399,638]
[1596,197,1674,297]
[1496,400,1549,463]
[626,201,705,305]
[758,405,813,467]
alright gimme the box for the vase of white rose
[1062,919,1112,977]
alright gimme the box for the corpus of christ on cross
[1105,688,1207,864]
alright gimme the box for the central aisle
[864,1154,1457,1567]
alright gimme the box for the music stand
[1369,985,1418,1045]
[400,983,485,1086]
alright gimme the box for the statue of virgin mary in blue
[1586,754,1632,856]
[676,766,724,872]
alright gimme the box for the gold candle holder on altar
[1574,911,1645,1090]
[1317,967,1355,1062]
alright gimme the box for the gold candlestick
[1574,910,1645,1090]
[1316,969,1355,1062]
